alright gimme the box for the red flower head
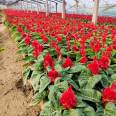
[17,26,23,33]
[112,40,116,49]
[41,34,48,43]
[32,49,40,58]
[102,83,116,104]
[32,41,44,58]
[55,46,62,58]
[63,57,73,68]
[60,86,77,109]
[56,36,62,43]
[72,44,78,52]
[50,40,57,49]
[66,40,71,51]
[87,57,100,75]
[48,68,59,83]
[25,34,31,45]
[32,40,39,49]
[99,55,109,69]
[43,53,54,68]
[80,56,88,64]
[90,38,101,53]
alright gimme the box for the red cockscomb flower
[72,44,78,52]
[63,57,73,68]
[32,41,43,58]
[43,53,54,68]
[32,49,40,58]
[87,58,100,75]
[32,40,39,49]
[99,55,109,69]
[25,34,31,45]
[60,86,77,109]
[48,68,59,83]
[90,38,101,53]
[80,56,88,64]
[102,83,116,104]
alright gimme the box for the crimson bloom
[48,68,59,83]
[25,34,31,45]
[102,83,116,104]
[32,40,39,49]
[99,55,109,69]
[87,58,100,75]
[60,86,77,109]
[80,56,88,64]
[43,53,54,68]
[90,38,101,53]
[72,44,78,52]
[63,57,73,68]
[32,49,40,58]
[32,40,44,58]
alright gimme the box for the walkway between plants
[0,24,39,116]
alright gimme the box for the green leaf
[23,56,34,63]
[39,76,50,93]
[78,78,88,88]
[69,64,86,73]
[31,91,47,106]
[40,102,55,116]
[63,109,83,116]
[54,80,68,92]
[82,106,96,116]
[30,74,41,92]
[101,74,109,87]
[111,74,116,82]
[79,89,101,103]
[104,102,116,116]
[23,68,31,82]
[69,109,82,116]
[85,75,102,89]
[96,104,104,116]
[48,86,59,108]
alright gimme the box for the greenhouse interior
[0,0,116,116]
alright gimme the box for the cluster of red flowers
[102,83,116,104]
[4,9,116,109]
[60,86,77,109]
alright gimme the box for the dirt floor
[0,24,40,116]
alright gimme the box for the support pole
[75,0,79,14]
[92,0,99,24]
[46,0,49,16]
[56,3,58,13]
[62,0,66,19]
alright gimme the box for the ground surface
[0,24,40,116]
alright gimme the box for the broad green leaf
[55,81,68,92]
[85,75,102,89]
[69,109,82,116]
[78,78,88,88]
[23,68,32,82]
[111,74,116,82]
[30,74,41,92]
[39,76,50,93]
[96,104,104,116]
[23,56,34,63]
[40,102,55,116]
[101,74,109,87]
[104,102,116,116]
[83,106,96,116]
[79,89,101,103]
[69,64,86,73]
[31,91,46,106]
[63,109,83,116]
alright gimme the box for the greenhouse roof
[0,0,63,5]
